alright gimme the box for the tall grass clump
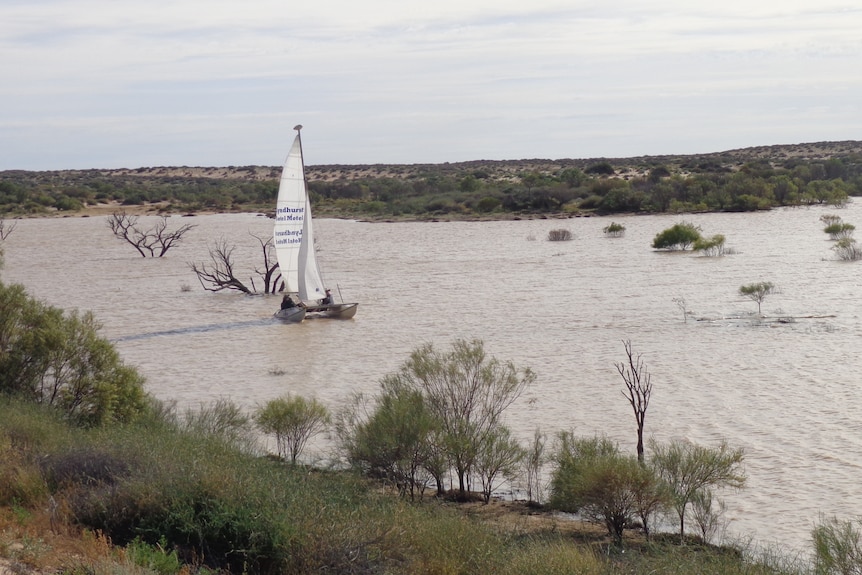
[500,540,604,575]
[813,515,862,575]
[0,399,79,507]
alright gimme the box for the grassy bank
[0,398,809,575]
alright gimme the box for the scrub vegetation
[1,141,862,219]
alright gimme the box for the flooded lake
[4,203,862,554]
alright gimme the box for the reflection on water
[4,204,862,553]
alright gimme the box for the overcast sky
[1,0,860,170]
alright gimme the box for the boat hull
[305,303,358,320]
[273,307,306,322]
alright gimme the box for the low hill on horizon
[4,140,862,184]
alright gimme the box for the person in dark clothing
[281,295,297,310]
[320,289,333,306]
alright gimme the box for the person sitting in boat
[320,289,333,306]
[281,294,298,310]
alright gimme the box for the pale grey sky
[1,0,860,170]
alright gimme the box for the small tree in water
[615,340,652,463]
[739,281,777,315]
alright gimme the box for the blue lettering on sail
[276,206,305,222]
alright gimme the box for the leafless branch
[107,211,197,257]
[0,218,17,240]
[189,237,255,294]
[250,231,282,294]
[615,339,652,462]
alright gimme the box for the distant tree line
[2,153,862,217]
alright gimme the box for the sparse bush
[825,222,856,240]
[821,214,843,227]
[694,234,728,256]
[183,398,256,450]
[833,237,862,261]
[255,394,330,464]
[547,229,572,241]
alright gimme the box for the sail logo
[276,206,305,222]
[275,229,302,245]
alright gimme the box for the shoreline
[3,201,595,224]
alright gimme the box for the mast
[293,124,304,174]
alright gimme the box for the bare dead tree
[189,237,255,294]
[249,232,283,294]
[107,211,197,257]
[615,339,652,463]
[0,218,17,240]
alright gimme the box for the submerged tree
[739,281,777,315]
[0,217,16,240]
[615,340,652,463]
[107,212,196,257]
[190,233,280,294]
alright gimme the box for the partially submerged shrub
[833,237,862,261]
[693,234,728,257]
[824,222,855,240]
[603,222,626,237]
[547,229,573,241]
[652,222,702,250]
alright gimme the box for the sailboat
[272,125,358,321]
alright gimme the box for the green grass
[0,397,814,575]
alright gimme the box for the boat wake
[112,318,277,342]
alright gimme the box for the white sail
[274,131,327,303]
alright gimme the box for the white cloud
[1,0,861,169]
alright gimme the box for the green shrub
[125,536,182,575]
[603,222,626,237]
[477,196,501,212]
[652,222,702,250]
[693,234,727,256]
[0,281,149,426]
[824,222,856,240]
